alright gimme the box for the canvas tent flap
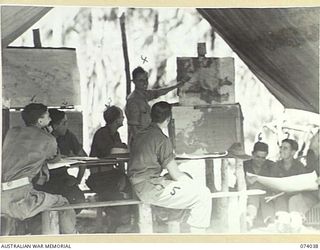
[198,8,319,114]
[1,6,52,47]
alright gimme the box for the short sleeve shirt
[56,129,83,156]
[125,89,157,131]
[2,126,58,182]
[244,159,275,190]
[90,125,123,158]
[244,159,275,177]
[270,159,307,177]
[128,123,175,184]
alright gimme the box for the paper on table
[66,156,99,161]
[176,151,228,159]
[247,171,318,193]
[47,158,85,170]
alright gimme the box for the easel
[175,43,248,233]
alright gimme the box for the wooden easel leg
[205,159,215,230]
[219,159,229,232]
[138,203,153,233]
[235,159,248,232]
[42,211,59,235]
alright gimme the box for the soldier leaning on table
[34,109,86,211]
[1,103,76,235]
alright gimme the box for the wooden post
[167,221,180,233]
[42,211,59,235]
[138,203,153,233]
[32,29,42,48]
[205,159,215,192]
[235,159,248,232]
[120,13,131,97]
[212,158,229,232]
[205,159,215,229]
[220,158,229,232]
[2,108,10,143]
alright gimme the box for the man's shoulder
[265,159,276,167]
[243,159,253,166]
[137,125,167,142]
[10,126,54,140]
[64,129,80,141]
[94,125,106,133]
[126,91,140,101]
[292,159,306,171]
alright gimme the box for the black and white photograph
[1,3,319,239]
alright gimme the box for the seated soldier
[86,105,132,233]
[128,101,212,233]
[288,131,320,216]
[1,103,76,234]
[244,141,275,228]
[34,109,86,210]
[264,139,307,220]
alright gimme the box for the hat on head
[253,141,269,153]
[226,142,251,160]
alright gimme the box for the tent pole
[120,12,131,97]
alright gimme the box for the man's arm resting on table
[165,159,191,182]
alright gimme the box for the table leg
[42,211,59,235]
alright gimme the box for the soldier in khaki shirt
[128,102,212,233]
[125,66,192,145]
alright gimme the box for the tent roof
[2,6,319,113]
[198,8,319,113]
[1,6,52,48]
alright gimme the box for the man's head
[252,141,269,167]
[103,106,124,128]
[49,109,68,136]
[132,66,148,91]
[280,138,299,160]
[21,103,50,128]
[151,101,172,125]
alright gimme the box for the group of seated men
[244,136,320,229]
[1,65,319,234]
[1,66,213,234]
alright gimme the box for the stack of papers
[247,171,318,192]
[47,158,85,170]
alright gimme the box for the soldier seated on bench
[128,101,212,233]
[1,103,76,235]
[288,131,320,218]
[34,109,86,211]
[86,105,133,233]
[244,141,275,228]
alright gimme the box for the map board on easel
[2,47,80,108]
[170,104,244,156]
[177,57,235,106]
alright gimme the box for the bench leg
[42,211,59,235]
[138,203,153,233]
[167,221,180,233]
[96,208,104,232]
[1,216,16,235]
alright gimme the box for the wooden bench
[41,189,266,234]
[41,199,153,234]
